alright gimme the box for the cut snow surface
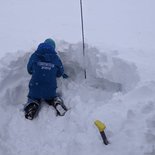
[0,42,155,155]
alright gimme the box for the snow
[0,41,155,155]
[0,0,155,155]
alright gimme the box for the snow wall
[0,41,139,107]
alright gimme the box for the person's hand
[62,73,69,79]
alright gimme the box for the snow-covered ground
[0,41,155,155]
[0,0,155,155]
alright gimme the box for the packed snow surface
[0,41,155,155]
[0,0,155,154]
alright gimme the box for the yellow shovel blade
[94,120,106,132]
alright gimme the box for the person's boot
[24,102,39,120]
[53,97,67,116]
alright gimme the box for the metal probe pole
[80,0,87,79]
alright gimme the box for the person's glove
[62,73,69,79]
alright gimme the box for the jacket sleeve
[27,53,37,75]
[55,55,64,78]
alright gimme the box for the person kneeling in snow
[24,38,68,120]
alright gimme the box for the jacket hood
[35,43,57,61]
[36,43,56,54]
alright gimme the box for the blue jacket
[27,43,64,100]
